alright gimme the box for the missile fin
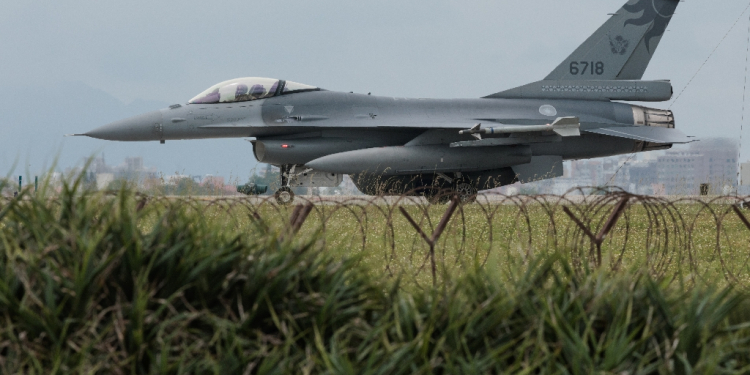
[551,116,581,137]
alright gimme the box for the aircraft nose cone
[85,110,163,141]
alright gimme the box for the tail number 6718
[570,61,604,75]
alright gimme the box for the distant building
[740,162,750,195]
[627,160,657,194]
[656,138,737,195]
[117,156,157,182]
[691,138,738,192]
[656,151,700,195]
[91,156,110,174]
[125,157,143,171]
[65,156,160,190]
[741,162,750,186]
[504,137,739,196]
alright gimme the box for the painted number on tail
[569,61,604,75]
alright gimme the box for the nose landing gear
[275,165,296,205]
[275,186,295,205]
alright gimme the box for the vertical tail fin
[545,0,679,81]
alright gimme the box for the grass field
[3,179,750,373]
[151,193,750,292]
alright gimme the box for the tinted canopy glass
[189,78,280,104]
[189,78,320,104]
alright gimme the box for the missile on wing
[458,117,580,140]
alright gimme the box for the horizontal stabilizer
[585,126,691,144]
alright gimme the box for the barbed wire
[4,188,750,290]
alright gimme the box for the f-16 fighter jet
[78,0,687,204]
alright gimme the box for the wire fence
[5,188,750,290]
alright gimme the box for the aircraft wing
[584,126,691,144]
[199,124,253,128]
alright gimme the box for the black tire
[454,180,478,203]
[275,187,295,205]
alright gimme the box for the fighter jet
[78,0,687,204]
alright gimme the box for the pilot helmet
[249,84,266,97]
[235,84,249,97]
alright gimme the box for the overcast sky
[3,0,750,181]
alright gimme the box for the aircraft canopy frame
[188,77,318,104]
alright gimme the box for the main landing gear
[275,165,296,205]
[454,178,478,203]
[428,173,478,204]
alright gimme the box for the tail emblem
[609,35,630,55]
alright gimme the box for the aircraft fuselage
[89,90,653,165]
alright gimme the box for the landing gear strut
[275,165,295,205]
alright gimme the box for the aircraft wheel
[275,187,295,205]
[426,188,452,205]
[454,180,478,203]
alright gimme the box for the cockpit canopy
[188,77,318,104]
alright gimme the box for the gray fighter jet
[78,0,687,204]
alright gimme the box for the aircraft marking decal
[609,35,630,55]
[622,0,676,53]
[569,61,605,75]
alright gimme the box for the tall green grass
[1,180,750,373]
